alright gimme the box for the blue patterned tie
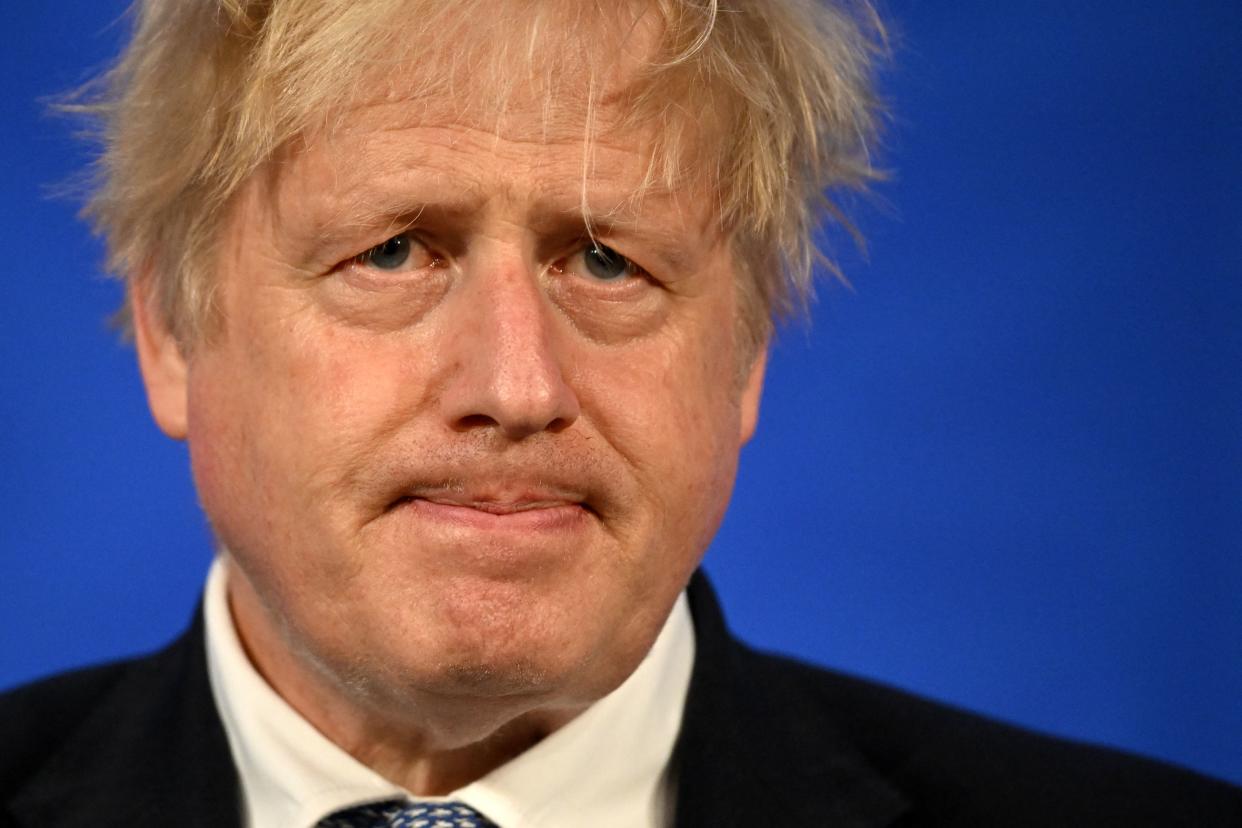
[318,800,499,828]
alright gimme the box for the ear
[131,279,190,440]
[738,346,768,445]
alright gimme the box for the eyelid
[557,242,652,283]
[344,230,440,271]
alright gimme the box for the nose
[438,255,580,441]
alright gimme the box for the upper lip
[417,494,581,514]
[390,483,592,515]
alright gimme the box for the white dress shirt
[203,556,694,828]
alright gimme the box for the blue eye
[582,244,633,281]
[365,234,412,269]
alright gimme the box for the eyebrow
[289,179,707,278]
[280,189,479,267]
[573,214,699,276]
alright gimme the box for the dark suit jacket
[3,573,1239,827]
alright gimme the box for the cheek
[184,314,413,557]
[185,358,277,559]
[577,304,744,547]
[660,344,744,539]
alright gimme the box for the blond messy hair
[74,0,885,349]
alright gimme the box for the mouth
[386,486,597,532]
[408,496,580,515]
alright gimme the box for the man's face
[139,77,765,736]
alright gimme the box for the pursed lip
[422,498,576,514]
[387,484,596,530]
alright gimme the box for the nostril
[454,413,499,432]
[545,415,574,434]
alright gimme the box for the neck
[343,707,579,795]
[225,569,586,795]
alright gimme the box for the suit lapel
[9,575,905,827]
[672,572,911,828]
[9,611,241,828]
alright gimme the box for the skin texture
[133,86,766,793]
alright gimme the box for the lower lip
[397,498,589,533]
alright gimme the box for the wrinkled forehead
[233,4,725,256]
[253,0,722,210]
[354,1,664,125]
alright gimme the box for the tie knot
[318,800,499,828]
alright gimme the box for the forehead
[287,0,658,137]
[254,98,719,283]
[292,95,662,207]
[257,0,718,207]
[258,57,714,246]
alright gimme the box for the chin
[328,600,586,693]
[373,606,646,714]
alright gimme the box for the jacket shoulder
[0,660,136,796]
[745,647,1242,825]
[0,607,242,828]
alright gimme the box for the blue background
[2,2,1239,785]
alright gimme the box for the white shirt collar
[204,555,694,828]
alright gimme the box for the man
[2,1,1239,826]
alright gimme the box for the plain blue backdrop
[2,2,1239,785]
